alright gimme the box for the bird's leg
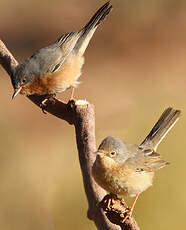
[99,193,118,211]
[70,86,75,101]
[122,193,139,223]
[106,193,118,209]
[129,193,139,215]
[40,94,56,114]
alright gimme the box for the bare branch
[0,39,18,76]
[73,101,121,230]
[0,39,140,230]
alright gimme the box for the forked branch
[0,39,140,230]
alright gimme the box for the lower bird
[92,107,181,220]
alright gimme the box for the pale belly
[92,157,154,197]
[20,54,85,95]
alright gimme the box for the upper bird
[92,107,181,219]
[11,2,112,99]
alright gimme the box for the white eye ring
[110,151,116,157]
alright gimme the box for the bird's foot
[107,193,118,209]
[99,193,129,225]
[99,193,117,210]
[121,207,133,223]
[40,94,56,114]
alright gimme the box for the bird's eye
[110,151,116,157]
[21,78,26,84]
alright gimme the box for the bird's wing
[125,147,169,172]
[28,32,81,77]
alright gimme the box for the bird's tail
[140,107,181,151]
[74,1,112,55]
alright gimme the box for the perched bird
[11,2,112,101]
[92,107,181,219]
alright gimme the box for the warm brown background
[0,0,186,229]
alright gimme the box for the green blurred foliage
[0,0,186,229]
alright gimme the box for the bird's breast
[20,54,85,95]
[92,156,154,197]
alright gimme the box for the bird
[92,107,181,220]
[11,2,112,103]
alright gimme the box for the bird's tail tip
[140,107,181,150]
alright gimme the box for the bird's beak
[94,151,101,155]
[94,151,104,158]
[12,87,22,99]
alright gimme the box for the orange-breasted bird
[92,107,181,220]
[11,2,112,100]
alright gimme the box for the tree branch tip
[75,99,89,106]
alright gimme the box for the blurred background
[0,0,186,229]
